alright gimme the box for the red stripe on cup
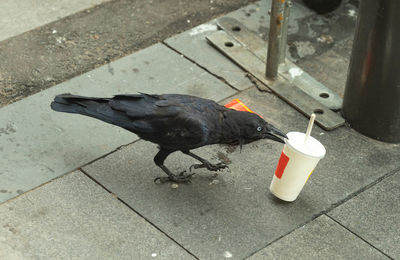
[275,152,289,179]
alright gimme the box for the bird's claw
[189,162,228,172]
[154,171,196,184]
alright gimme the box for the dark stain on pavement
[225,144,237,154]
[217,151,231,164]
[0,123,17,136]
[107,63,115,75]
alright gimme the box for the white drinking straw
[304,113,316,144]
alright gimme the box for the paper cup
[270,131,326,202]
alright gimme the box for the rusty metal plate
[216,17,343,111]
[207,30,345,130]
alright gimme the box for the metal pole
[342,0,400,143]
[279,1,291,64]
[266,0,286,79]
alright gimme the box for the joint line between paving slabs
[322,165,400,214]
[0,140,142,206]
[79,168,200,259]
[325,214,394,259]
[245,165,400,259]
[162,42,243,92]
[79,139,142,169]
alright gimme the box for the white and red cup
[270,131,326,202]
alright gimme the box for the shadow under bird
[51,93,287,183]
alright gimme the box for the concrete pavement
[1,0,399,259]
[0,171,195,259]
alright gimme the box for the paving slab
[0,171,194,259]
[0,0,111,42]
[222,0,348,60]
[224,0,313,43]
[164,22,253,91]
[297,36,354,98]
[165,0,358,108]
[82,87,400,259]
[328,172,400,258]
[0,43,236,203]
[248,215,389,260]
[223,0,358,62]
[165,23,253,91]
[164,0,314,91]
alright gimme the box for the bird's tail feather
[50,94,115,124]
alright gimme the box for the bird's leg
[153,148,195,184]
[182,150,229,172]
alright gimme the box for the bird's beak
[264,125,287,143]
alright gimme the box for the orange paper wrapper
[224,98,261,117]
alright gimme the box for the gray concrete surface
[329,172,400,259]
[165,0,357,101]
[165,22,254,91]
[163,0,315,93]
[0,0,111,41]
[248,215,389,260]
[223,0,357,60]
[224,0,313,46]
[0,43,236,204]
[0,0,255,106]
[163,0,317,91]
[82,87,400,259]
[0,171,195,259]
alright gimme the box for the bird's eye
[257,126,262,132]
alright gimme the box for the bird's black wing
[109,93,223,150]
[51,93,225,149]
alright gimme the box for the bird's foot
[189,162,228,172]
[154,170,196,184]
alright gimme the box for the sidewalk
[1,0,399,259]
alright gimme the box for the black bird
[51,93,286,183]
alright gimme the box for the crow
[51,93,286,183]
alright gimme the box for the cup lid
[285,131,326,158]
